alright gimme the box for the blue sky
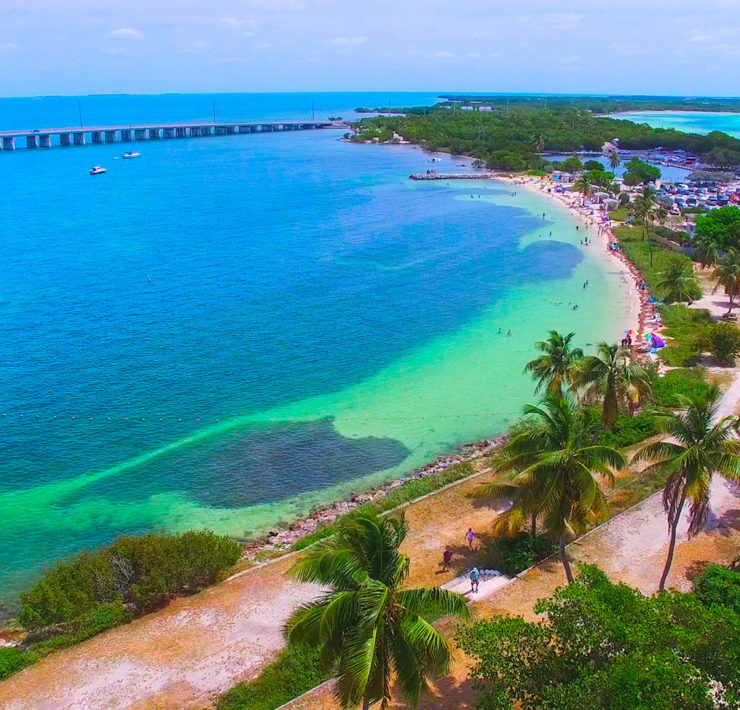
[1,0,739,97]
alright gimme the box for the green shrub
[216,644,325,710]
[694,565,740,614]
[652,368,710,408]
[19,531,241,633]
[0,647,36,680]
[595,414,658,448]
[701,322,740,364]
[480,533,557,576]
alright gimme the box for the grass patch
[652,368,710,408]
[216,644,325,710]
[613,226,701,300]
[607,207,631,222]
[291,462,475,552]
[0,647,37,680]
[658,305,712,367]
[595,414,659,448]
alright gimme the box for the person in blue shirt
[470,567,480,593]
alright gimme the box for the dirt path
[288,471,740,710]
[0,555,322,710]
[2,374,738,710]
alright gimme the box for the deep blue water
[0,92,597,603]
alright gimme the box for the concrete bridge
[0,120,342,151]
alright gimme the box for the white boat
[89,166,106,175]
[122,151,141,159]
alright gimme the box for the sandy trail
[0,556,321,710]
[286,374,740,710]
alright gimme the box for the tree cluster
[350,108,740,170]
[458,564,740,709]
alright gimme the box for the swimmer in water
[507,330,512,336]
[497,327,502,334]
[573,305,579,310]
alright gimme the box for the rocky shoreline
[243,435,505,559]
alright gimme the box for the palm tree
[656,260,698,304]
[474,450,542,542]
[572,175,594,206]
[573,343,652,425]
[608,150,621,171]
[631,188,656,242]
[694,235,721,268]
[500,394,625,583]
[523,331,583,397]
[284,510,470,710]
[712,248,740,314]
[633,386,740,591]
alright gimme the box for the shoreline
[498,173,652,337]
[241,162,646,562]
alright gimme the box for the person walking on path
[442,546,453,572]
[466,527,475,550]
[470,566,480,593]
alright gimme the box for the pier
[0,120,342,151]
[409,172,493,180]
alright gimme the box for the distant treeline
[436,94,740,113]
[350,107,740,170]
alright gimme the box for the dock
[409,172,493,180]
[0,120,343,151]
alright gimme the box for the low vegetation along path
[1,383,739,710]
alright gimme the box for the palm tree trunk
[659,495,686,592]
[531,514,537,543]
[559,534,574,584]
[602,388,618,426]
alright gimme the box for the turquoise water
[612,111,740,138]
[0,93,631,605]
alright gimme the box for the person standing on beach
[470,566,480,593]
[466,527,475,549]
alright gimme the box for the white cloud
[109,28,144,40]
[329,36,367,46]
[0,42,17,51]
[467,51,482,58]
[242,0,305,8]
[434,51,454,58]
[180,41,208,54]
[218,17,256,30]
[543,13,585,30]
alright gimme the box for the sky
[1,0,739,97]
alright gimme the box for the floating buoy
[195,418,200,423]
[89,417,93,421]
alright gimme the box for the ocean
[0,93,633,605]
[612,110,740,139]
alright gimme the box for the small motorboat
[89,166,107,175]
[122,151,141,159]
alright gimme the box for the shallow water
[611,110,740,139]
[0,94,631,604]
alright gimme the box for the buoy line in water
[0,412,499,425]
